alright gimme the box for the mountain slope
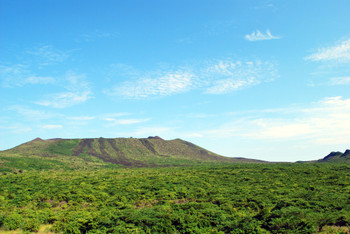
[319,149,350,163]
[0,137,263,172]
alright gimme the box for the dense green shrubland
[1,164,350,233]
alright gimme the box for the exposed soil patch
[71,138,149,167]
[73,139,92,156]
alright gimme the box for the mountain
[0,137,264,172]
[319,149,350,163]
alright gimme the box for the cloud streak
[78,30,119,42]
[8,106,56,120]
[107,71,194,99]
[245,30,280,41]
[104,118,150,125]
[67,116,96,121]
[189,96,350,145]
[305,39,350,62]
[0,64,56,87]
[0,44,70,87]
[329,76,350,85]
[26,45,69,66]
[35,72,92,108]
[106,59,278,99]
[42,124,63,129]
[204,60,277,94]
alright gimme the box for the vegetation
[0,137,263,172]
[1,163,350,233]
[319,149,350,163]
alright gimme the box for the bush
[3,212,23,230]
[23,218,40,232]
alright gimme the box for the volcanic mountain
[319,149,350,163]
[0,137,263,172]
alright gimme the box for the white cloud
[106,59,278,99]
[10,126,33,134]
[42,124,63,129]
[204,60,278,94]
[104,118,150,125]
[185,132,204,138]
[67,116,96,121]
[8,106,56,120]
[0,64,56,87]
[35,72,92,108]
[36,91,91,108]
[26,45,69,66]
[329,76,350,85]
[78,30,119,42]
[245,30,280,41]
[107,71,194,99]
[305,39,350,62]
[25,76,55,84]
[206,78,255,94]
[0,64,28,87]
[103,113,130,118]
[194,96,350,145]
[0,44,69,87]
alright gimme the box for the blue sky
[1,0,350,162]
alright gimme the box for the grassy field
[1,163,349,233]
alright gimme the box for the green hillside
[318,149,350,163]
[0,137,263,172]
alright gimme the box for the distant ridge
[319,149,350,163]
[0,137,265,172]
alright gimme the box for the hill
[319,149,350,163]
[0,137,263,172]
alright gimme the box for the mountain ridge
[0,136,265,172]
[319,149,350,163]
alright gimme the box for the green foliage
[45,139,79,156]
[0,156,70,172]
[3,212,23,230]
[0,164,349,233]
[1,137,262,172]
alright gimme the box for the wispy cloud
[25,76,56,84]
[102,113,130,118]
[106,58,278,99]
[329,76,350,85]
[8,125,33,134]
[0,64,56,87]
[67,116,96,121]
[245,30,280,41]
[26,45,69,66]
[0,44,69,87]
[42,124,63,129]
[8,106,56,120]
[0,64,29,87]
[305,39,350,62]
[204,60,277,94]
[106,71,194,99]
[77,30,119,42]
[35,72,92,108]
[190,96,350,145]
[36,91,91,108]
[253,0,278,11]
[104,118,150,125]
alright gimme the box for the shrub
[3,212,23,230]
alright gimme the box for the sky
[1,0,350,162]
